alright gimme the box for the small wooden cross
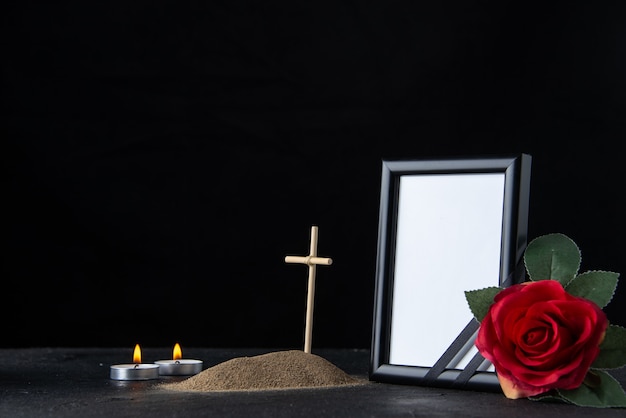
[284,225,333,354]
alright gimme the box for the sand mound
[161,350,365,392]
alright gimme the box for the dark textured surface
[1,348,624,417]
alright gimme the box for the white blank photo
[389,173,505,368]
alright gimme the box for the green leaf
[593,325,626,369]
[524,233,581,285]
[529,391,570,405]
[464,287,502,322]
[565,270,619,308]
[556,369,626,408]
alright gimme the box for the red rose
[475,280,608,399]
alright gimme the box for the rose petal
[497,372,550,399]
[475,280,609,397]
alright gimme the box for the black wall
[3,2,625,349]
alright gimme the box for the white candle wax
[155,359,203,376]
[110,363,160,380]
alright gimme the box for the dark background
[3,2,625,349]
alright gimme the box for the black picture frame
[369,154,532,392]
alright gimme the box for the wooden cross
[284,225,333,354]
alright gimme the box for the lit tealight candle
[155,343,203,376]
[110,344,160,381]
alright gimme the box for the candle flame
[133,343,142,364]
[173,342,182,360]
